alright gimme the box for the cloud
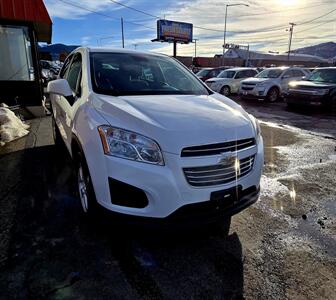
[44,0,128,19]
[44,0,336,56]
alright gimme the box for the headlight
[98,126,164,165]
[248,114,261,141]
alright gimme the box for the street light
[222,3,249,65]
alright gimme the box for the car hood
[206,78,230,83]
[241,77,271,84]
[290,80,336,89]
[91,93,255,154]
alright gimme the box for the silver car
[205,68,258,96]
[239,67,310,102]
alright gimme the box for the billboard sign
[157,19,193,43]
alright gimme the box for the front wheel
[221,86,231,96]
[76,153,99,217]
[267,87,279,102]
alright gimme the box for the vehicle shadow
[0,144,244,299]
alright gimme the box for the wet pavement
[0,100,336,299]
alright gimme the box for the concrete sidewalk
[0,117,53,267]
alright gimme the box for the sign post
[152,20,193,58]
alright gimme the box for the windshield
[307,69,336,84]
[218,70,235,78]
[90,53,210,96]
[196,69,211,77]
[256,68,284,79]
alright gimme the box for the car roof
[223,67,256,72]
[75,46,169,59]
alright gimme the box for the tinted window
[256,68,284,78]
[196,69,211,77]
[66,54,82,95]
[292,69,305,77]
[218,70,235,78]
[90,52,210,96]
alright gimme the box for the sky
[43,0,336,57]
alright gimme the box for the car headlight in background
[98,126,164,165]
[248,114,261,141]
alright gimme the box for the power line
[56,0,155,30]
[297,8,336,25]
[109,0,158,18]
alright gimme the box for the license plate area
[210,186,242,209]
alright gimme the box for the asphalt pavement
[0,99,335,300]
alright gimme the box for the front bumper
[239,85,267,99]
[91,137,264,219]
[284,93,328,106]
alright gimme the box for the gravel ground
[0,100,335,300]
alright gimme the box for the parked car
[196,66,231,81]
[284,67,336,108]
[205,68,258,96]
[40,60,61,80]
[239,67,310,102]
[47,47,264,231]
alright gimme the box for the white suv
[47,47,263,228]
[205,68,258,96]
[239,67,310,102]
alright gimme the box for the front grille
[242,86,254,91]
[242,82,256,86]
[181,138,256,157]
[183,155,255,187]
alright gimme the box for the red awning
[0,0,52,43]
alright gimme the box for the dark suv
[284,67,336,109]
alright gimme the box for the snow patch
[260,175,290,198]
[0,105,29,146]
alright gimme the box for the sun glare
[279,0,299,6]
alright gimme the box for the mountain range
[291,42,336,59]
[38,42,336,60]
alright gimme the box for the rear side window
[292,69,305,77]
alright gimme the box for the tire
[75,151,99,217]
[220,86,231,96]
[52,117,63,146]
[267,87,279,102]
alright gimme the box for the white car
[205,68,258,96]
[239,67,310,102]
[47,47,264,230]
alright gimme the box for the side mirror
[282,74,290,79]
[47,79,73,97]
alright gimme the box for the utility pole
[193,39,199,58]
[121,17,125,48]
[173,41,177,58]
[287,22,296,62]
[222,3,249,66]
[222,5,228,66]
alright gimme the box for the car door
[233,70,249,93]
[54,53,83,148]
[280,69,295,91]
